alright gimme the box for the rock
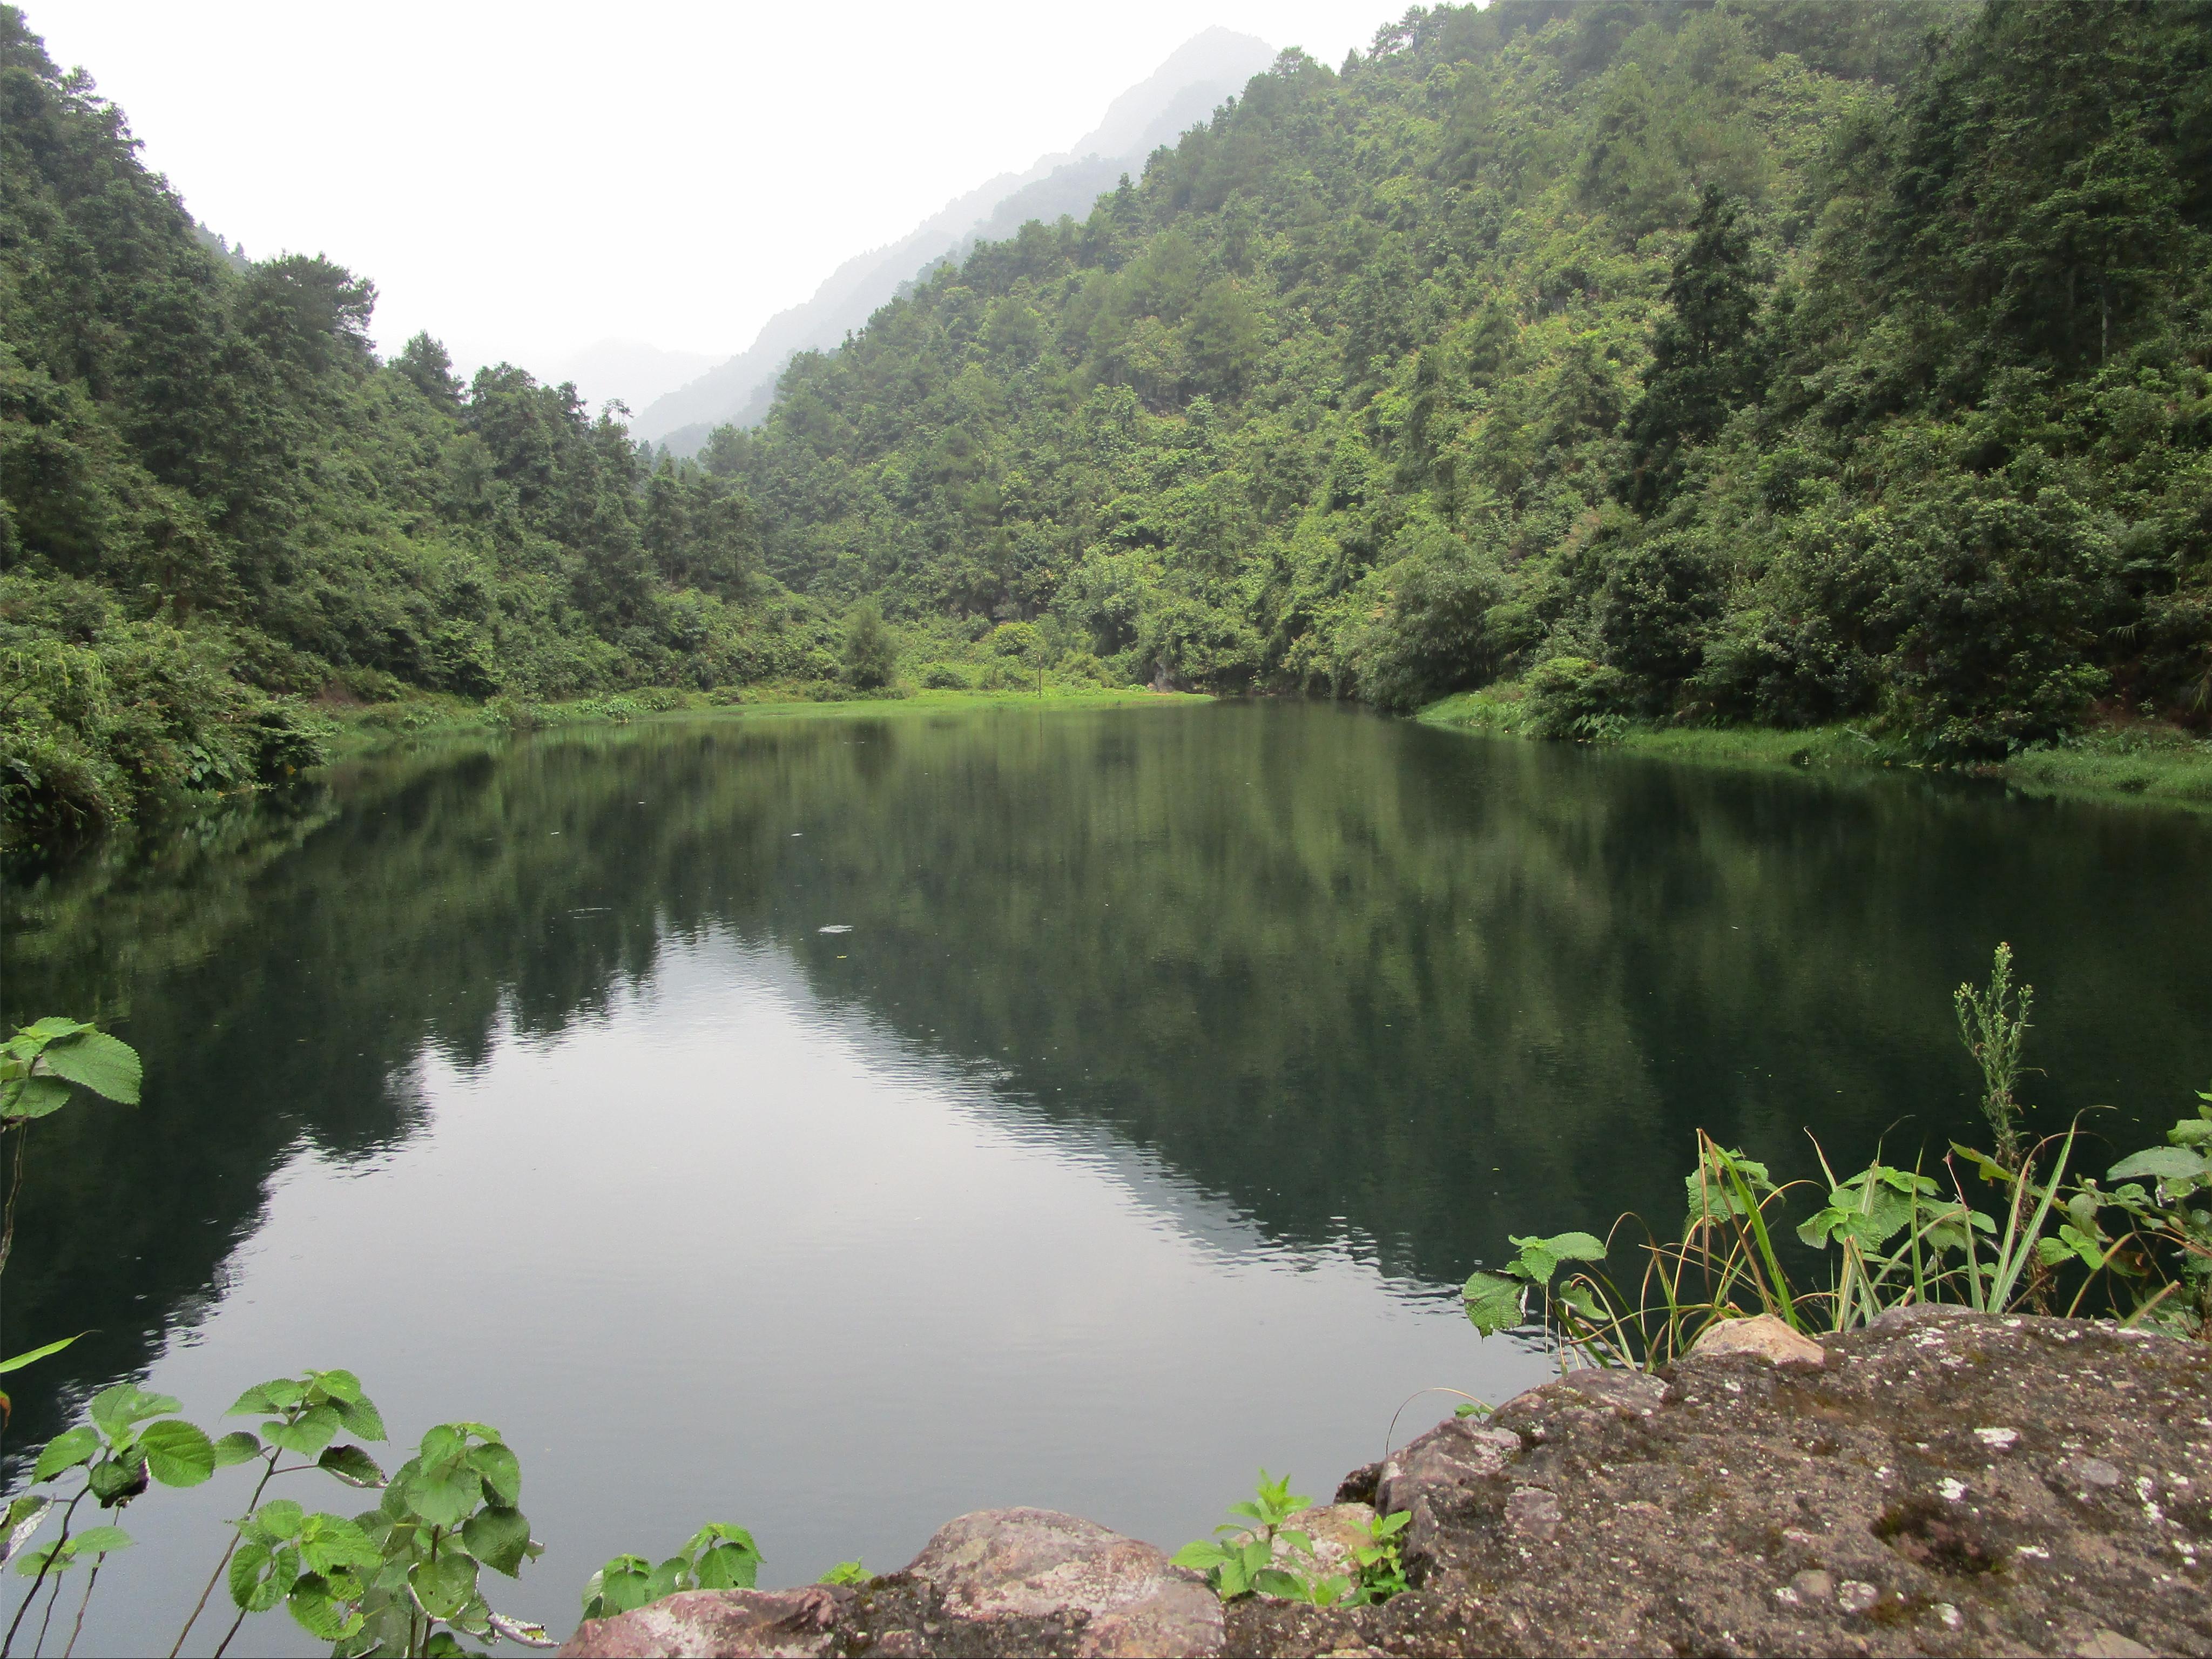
[907,1508,1223,1658]
[1226,1311,2211,1657]
[1689,1311,1826,1367]
[2075,1630,2159,1658]
[1788,1567,1833,1603]
[558,1588,846,1658]
[1270,1503,1375,1577]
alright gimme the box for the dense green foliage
[6,0,2210,855]
[0,7,842,850]
[725,0,2210,758]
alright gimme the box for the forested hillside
[0,5,831,848]
[4,0,2210,853]
[732,0,2210,753]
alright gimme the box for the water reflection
[3,702,2208,1651]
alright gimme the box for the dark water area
[3,700,2207,1653]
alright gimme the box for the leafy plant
[1171,1471,1316,1601]
[815,1561,868,1587]
[0,1020,140,1426]
[1346,1510,1411,1606]
[581,1525,763,1622]
[1955,943,2035,1169]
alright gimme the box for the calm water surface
[5,700,2209,1653]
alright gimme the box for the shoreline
[1418,688,2212,815]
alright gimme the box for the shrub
[1521,656,1633,738]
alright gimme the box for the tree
[1620,187,1771,509]
[842,602,898,689]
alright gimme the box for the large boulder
[560,1587,847,1658]
[559,1509,1220,1659]
[1230,1309,2212,1656]
[905,1507,1222,1656]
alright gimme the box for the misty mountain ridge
[634,25,1276,452]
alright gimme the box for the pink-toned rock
[908,1507,1224,1657]
[557,1587,845,1658]
[1689,1312,1825,1367]
[1271,1502,1377,1576]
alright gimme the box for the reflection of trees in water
[4,706,2208,1469]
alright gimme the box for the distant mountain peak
[633,27,1277,449]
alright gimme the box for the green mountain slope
[4,0,2209,854]
[729,0,2209,747]
[0,5,824,849]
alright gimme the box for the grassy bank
[1419,685,2212,813]
[321,682,1209,757]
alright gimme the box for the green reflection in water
[5,700,2208,1465]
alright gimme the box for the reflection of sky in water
[88,933,1550,1658]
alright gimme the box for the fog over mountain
[546,339,718,417]
[634,26,1276,452]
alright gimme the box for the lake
[4,699,2208,1654]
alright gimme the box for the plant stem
[0,1124,28,1278]
[58,1560,99,1659]
[169,1451,281,1657]
[29,1565,64,1659]
[3,1488,84,1659]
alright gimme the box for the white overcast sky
[28,1,1395,382]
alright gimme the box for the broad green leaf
[588,1554,656,1616]
[1251,1568,1306,1599]
[460,1505,532,1577]
[1371,1511,1411,1539]
[402,1466,482,1529]
[287,1571,367,1642]
[0,1334,84,1375]
[299,1513,380,1575]
[466,1441,521,1507]
[71,1526,130,1555]
[1461,1270,1525,1336]
[212,1432,262,1469]
[33,1425,100,1481]
[37,1031,141,1105]
[249,1500,308,1545]
[421,1634,471,1658]
[692,1536,760,1590]
[140,1418,215,1486]
[814,1562,867,1588]
[318,1444,386,1487]
[88,1383,180,1438]
[334,1397,386,1442]
[87,1457,149,1505]
[408,1551,479,1620]
[229,1541,299,1613]
[6,1076,73,1121]
[265,1404,341,1458]
[305,1369,364,1406]
[417,1425,466,1467]
[1508,1231,1606,1284]
[15,1540,79,1576]
[2168,1117,2212,1146]
[226,1385,278,1417]
[16,1018,92,1043]
[1171,1541,1229,1571]
[2108,1147,2209,1184]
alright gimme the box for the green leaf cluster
[580,1523,761,1621]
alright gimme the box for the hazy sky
[29,1,1394,381]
